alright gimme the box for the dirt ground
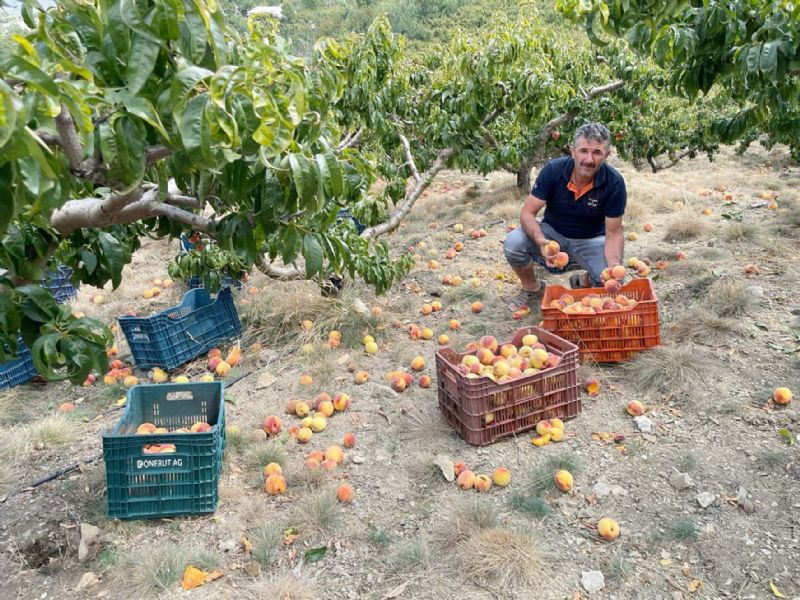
[1,144,799,600]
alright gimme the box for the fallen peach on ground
[343,432,356,448]
[492,467,511,487]
[473,474,492,492]
[336,483,354,503]
[457,470,476,490]
[626,400,645,416]
[264,474,287,495]
[773,387,793,406]
[597,517,620,540]
[553,469,573,492]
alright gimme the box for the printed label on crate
[133,454,190,473]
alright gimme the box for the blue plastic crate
[102,382,225,520]
[0,338,37,390]
[185,275,242,290]
[337,208,366,234]
[118,287,242,370]
[40,265,78,304]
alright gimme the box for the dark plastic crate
[435,326,580,446]
[337,209,366,234]
[40,265,78,304]
[118,287,242,370]
[102,382,226,520]
[0,338,37,390]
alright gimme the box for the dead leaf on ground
[181,565,224,590]
[688,579,703,593]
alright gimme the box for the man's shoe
[505,284,544,311]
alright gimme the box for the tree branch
[647,148,693,172]
[254,255,304,279]
[145,145,171,167]
[336,128,363,154]
[537,79,625,145]
[54,104,84,171]
[51,187,210,235]
[397,131,421,184]
[361,147,455,239]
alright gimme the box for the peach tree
[556,0,800,158]
[0,0,414,382]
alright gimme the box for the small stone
[701,524,715,535]
[696,492,716,508]
[218,539,236,553]
[581,570,605,594]
[75,572,100,590]
[433,454,455,482]
[78,523,100,561]
[256,371,276,389]
[592,481,612,499]
[669,472,693,491]
[633,415,652,433]
[351,455,365,464]
[747,285,765,297]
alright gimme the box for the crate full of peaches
[435,326,580,446]
[102,381,226,519]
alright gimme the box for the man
[504,123,626,310]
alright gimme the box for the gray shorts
[504,221,607,285]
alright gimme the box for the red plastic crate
[435,326,580,446]
[540,278,660,363]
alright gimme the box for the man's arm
[520,194,548,247]
[604,216,624,266]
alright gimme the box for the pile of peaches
[454,332,561,385]
[134,420,212,454]
[548,263,649,315]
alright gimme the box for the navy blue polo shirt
[531,157,626,239]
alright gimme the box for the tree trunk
[515,157,536,197]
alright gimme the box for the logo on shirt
[586,197,599,208]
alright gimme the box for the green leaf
[302,233,323,278]
[124,96,170,141]
[777,428,794,446]
[97,232,125,289]
[289,153,318,207]
[126,34,161,96]
[304,546,327,563]
[2,56,59,97]
[80,249,98,275]
[17,284,59,322]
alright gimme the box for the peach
[743,264,760,275]
[476,348,495,366]
[286,399,300,414]
[419,375,432,388]
[123,375,138,388]
[583,377,601,397]
[445,249,456,260]
[626,400,645,416]
[643,223,654,232]
[190,421,212,433]
[535,420,553,436]
[451,275,463,286]
[499,344,517,359]
[324,445,344,464]
[473,474,492,492]
[226,424,241,437]
[310,416,327,433]
[655,260,668,270]
[159,444,176,453]
[610,265,626,280]
[263,462,283,477]
[530,434,550,447]
[551,251,569,268]
[431,300,443,311]
[162,278,173,288]
[600,267,613,282]
[438,334,450,345]
[449,319,461,330]
[106,346,119,358]
[493,361,509,378]
[391,376,407,392]
[318,400,334,417]
[58,402,76,413]
[453,462,469,476]
[320,458,338,470]
[92,294,104,305]
[215,360,231,376]
[264,474,287,495]
[597,517,620,540]
[479,335,498,353]
[421,328,434,340]
[364,341,378,355]
[457,470,476,490]
[604,279,621,295]
[626,256,640,268]
[428,260,439,269]
[327,337,341,349]
[454,242,464,252]
[470,301,483,314]
[336,483,354,503]
[343,432,356,448]
[151,368,169,383]
[354,371,369,384]
[549,418,564,431]
[295,402,310,417]
[308,450,324,462]
[301,319,314,331]
[454,223,464,233]
[421,303,433,315]
[153,427,169,433]
[550,428,565,442]
[226,346,241,366]
[701,207,712,216]
[207,348,222,359]
[305,457,321,470]
[411,356,426,371]
[553,469,573,492]
[767,200,778,210]
[521,333,538,347]
[299,374,313,386]
[371,306,383,317]
[333,393,351,411]
[208,356,222,372]
[260,415,281,436]
[492,467,511,487]
[296,427,313,443]
[543,240,560,257]
[635,262,651,277]
[627,232,638,241]
[773,387,793,406]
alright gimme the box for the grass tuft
[453,528,545,589]
[250,523,283,567]
[668,519,699,541]
[526,452,582,495]
[722,221,758,241]
[606,553,633,580]
[245,441,287,472]
[293,489,340,534]
[620,345,711,398]
[111,542,218,597]
[706,279,752,318]
[367,525,393,549]
[395,402,452,443]
[677,453,697,472]
[509,493,550,518]
[0,414,81,463]
[759,450,788,470]
[666,308,739,343]
[0,463,17,497]
[390,537,429,570]
[244,573,318,600]
[663,218,706,242]
[437,495,499,547]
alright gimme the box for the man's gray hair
[573,123,611,147]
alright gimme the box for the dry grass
[0,463,17,497]
[282,460,328,490]
[666,308,739,343]
[243,573,319,600]
[620,345,711,398]
[0,415,81,462]
[526,453,582,495]
[395,401,452,443]
[436,495,499,547]
[110,541,219,598]
[643,245,677,262]
[245,441,288,473]
[236,495,272,526]
[292,488,340,534]
[663,218,706,242]
[404,453,445,487]
[0,389,34,426]
[249,523,284,567]
[722,221,758,241]
[706,279,752,318]
[452,528,545,589]
[390,537,430,570]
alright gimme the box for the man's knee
[503,228,535,267]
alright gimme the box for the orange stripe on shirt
[567,180,593,200]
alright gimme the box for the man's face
[570,137,611,180]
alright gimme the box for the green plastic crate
[102,382,225,520]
